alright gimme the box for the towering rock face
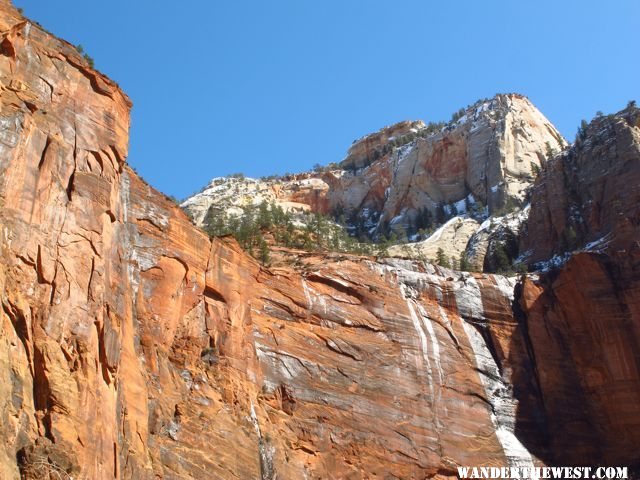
[333,94,564,235]
[1,2,639,479]
[0,4,546,479]
[521,106,640,265]
[516,107,640,467]
[518,250,640,466]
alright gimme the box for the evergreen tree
[576,119,588,142]
[459,253,471,272]
[257,202,271,228]
[435,203,447,225]
[530,162,541,178]
[258,235,270,265]
[436,248,450,268]
[493,243,511,273]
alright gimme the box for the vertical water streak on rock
[399,283,434,399]
[250,400,276,480]
[456,276,535,468]
[416,301,444,389]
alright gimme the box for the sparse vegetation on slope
[202,202,376,264]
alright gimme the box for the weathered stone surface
[465,207,530,273]
[184,95,565,242]
[517,249,640,466]
[182,174,332,227]
[341,120,426,170]
[338,94,564,236]
[0,4,543,478]
[521,106,640,265]
[1,2,639,479]
[388,216,480,264]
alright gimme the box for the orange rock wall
[518,250,640,466]
[0,5,541,478]
[1,3,639,479]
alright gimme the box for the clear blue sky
[15,0,640,199]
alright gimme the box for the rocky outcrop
[521,106,640,266]
[182,174,332,227]
[341,120,426,170]
[333,95,564,237]
[388,216,480,264]
[184,95,565,243]
[515,105,640,468]
[465,207,530,273]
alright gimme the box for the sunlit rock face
[332,94,564,236]
[0,4,542,478]
[387,216,481,263]
[183,94,565,244]
[1,2,639,479]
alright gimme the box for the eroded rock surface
[184,95,565,243]
[388,217,480,264]
[521,106,640,265]
[1,2,639,479]
[516,107,640,468]
[0,4,547,478]
[518,249,640,466]
[0,4,542,478]
[337,94,563,233]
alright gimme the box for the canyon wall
[0,4,544,478]
[334,94,565,234]
[183,95,565,241]
[521,106,640,265]
[518,249,640,466]
[1,2,639,479]
[516,105,640,467]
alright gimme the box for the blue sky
[15,1,640,199]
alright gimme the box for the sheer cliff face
[0,5,547,479]
[521,107,640,265]
[1,3,639,480]
[519,250,640,466]
[334,94,564,232]
[516,107,640,467]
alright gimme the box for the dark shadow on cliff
[509,250,640,471]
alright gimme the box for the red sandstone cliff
[1,2,639,479]
[518,249,640,466]
[516,106,640,467]
[0,4,543,478]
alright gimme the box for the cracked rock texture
[0,5,543,478]
[335,94,564,231]
[521,106,640,265]
[1,2,639,479]
[518,249,640,466]
[515,107,640,468]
